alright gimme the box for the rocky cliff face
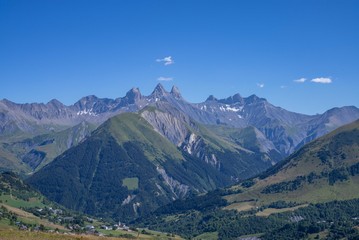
[156,166,190,199]
[140,107,191,146]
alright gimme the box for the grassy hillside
[99,113,183,162]
[138,196,359,239]
[0,172,183,240]
[0,172,78,231]
[136,119,359,239]
[223,119,359,211]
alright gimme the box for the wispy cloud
[257,83,264,88]
[311,77,332,84]
[294,78,306,83]
[157,76,173,81]
[280,85,287,89]
[156,56,174,66]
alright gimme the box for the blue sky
[0,0,358,115]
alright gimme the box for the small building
[85,225,95,230]
[101,225,111,230]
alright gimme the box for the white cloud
[156,56,174,66]
[311,77,332,84]
[257,83,264,88]
[280,85,287,89]
[294,78,306,83]
[157,76,173,81]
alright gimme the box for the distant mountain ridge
[1,84,358,174]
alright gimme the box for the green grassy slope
[223,119,359,210]
[136,119,359,239]
[0,172,183,240]
[98,113,183,162]
[0,172,70,231]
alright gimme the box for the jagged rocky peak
[0,98,17,108]
[125,87,142,103]
[219,93,243,104]
[74,95,99,109]
[151,83,168,98]
[47,99,64,108]
[79,95,99,102]
[205,95,218,102]
[170,85,182,99]
[245,94,266,104]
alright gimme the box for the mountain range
[1,84,358,176]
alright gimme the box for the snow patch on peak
[225,105,243,112]
[76,108,97,116]
[218,105,243,112]
[200,105,207,111]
